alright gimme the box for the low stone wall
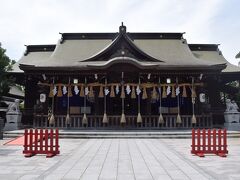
[0,117,4,139]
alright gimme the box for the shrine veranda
[10,24,240,129]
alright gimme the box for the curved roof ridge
[81,36,119,61]
[81,32,165,63]
[86,56,160,69]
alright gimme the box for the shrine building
[10,23,240,129]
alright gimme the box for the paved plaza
[1,137,240,180]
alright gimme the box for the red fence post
[223,129,228,153]
[46,129,52,158]
[202,129,206,152]
[23,129,28,153]
[45,129,48,154]
[217,129,227,157]
[191,129,204,157]
[29,129,33,153]
[34,129,38,154]
[213,129,216,154]
[50,129,53,153]
[22,129,29,156]
[56,129,59,154]
[39,129,43,153]
[197,129,200,153]
[208,129,211,153]
[198,129,204,157]
[23,129,35,157]
[191,129,195,154]
[218,129,222,152]
[46,128,59,158]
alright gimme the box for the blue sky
[0,0,240,65]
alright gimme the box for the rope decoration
[40,76,202,126]
[79,85,84,97]
[82,77,88,126]
[131,86,136,99]
[171,86,176,98]
[191,77,197,124]
[176,78,181,124]
[49,78,55,125]
[120,85,125,99]
[158,78,164,125]
[98,86,104,98]
[103,78,108,124]
[182,86,187,98]
[137,77,142,124]
[88,86,94,98]
[57,85,63,97]
[65,77,71,125]
[67,85,73,97]
[110,85,115,98]
[40,81,202,99]
[142,87,147,99]
[162,86,167,98]
[49,85,54,97]
[120,72,126,124]
[191,87,197,98]
[152,87,157,100]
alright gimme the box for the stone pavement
[0,138,240,180]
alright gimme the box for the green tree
[0,43,15,99]
[236,51,240,59]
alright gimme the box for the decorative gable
[82,23,164,63]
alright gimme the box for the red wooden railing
[191,129,228,157]
[23,129,60,158]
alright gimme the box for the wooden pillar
[207,80,221,107]
[24,74,39,125]
[206,76,224,125]
[146,89,151,115]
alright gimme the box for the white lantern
[73,79,78,84]
[166,78,171,84]
[40,93,46,103]
[199,93,206,103]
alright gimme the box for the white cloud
[0,0,239,65]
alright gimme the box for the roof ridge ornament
[119,22,126,34]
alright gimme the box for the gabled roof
[82,25,164,63]
[133,40,223,67]
[10,45,55,73]
[16,24,229,72]
[190,44,240,73]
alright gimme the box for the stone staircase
[3,129,240,139]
